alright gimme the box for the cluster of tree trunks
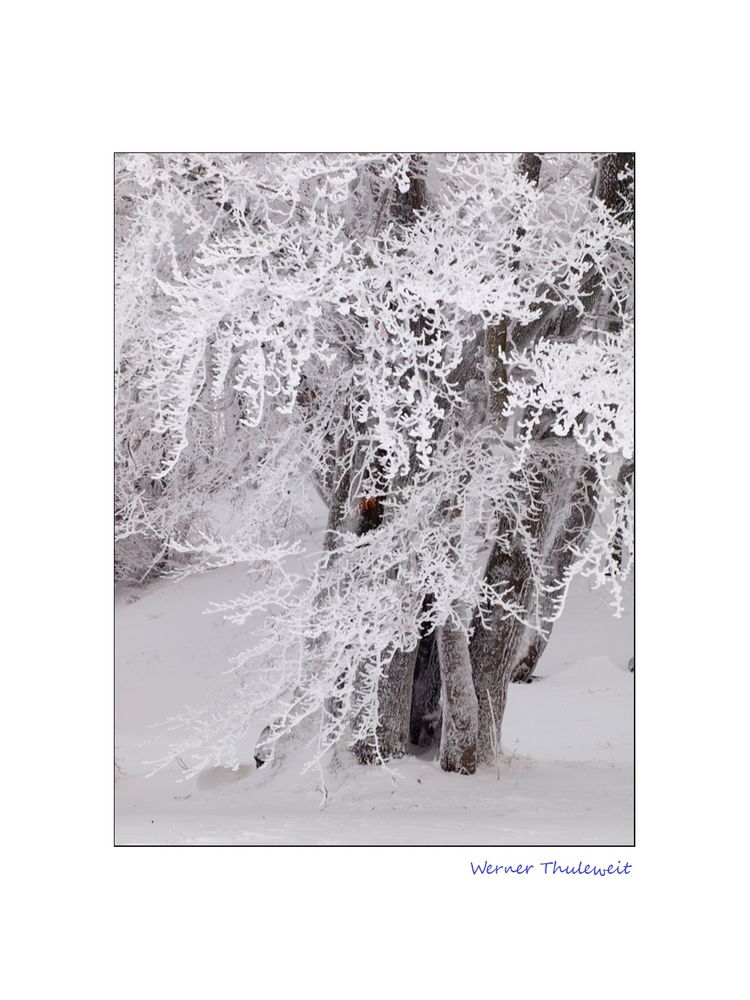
[256,152,633,775]
[361,153,631,773]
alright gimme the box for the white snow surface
[115,565,633,846]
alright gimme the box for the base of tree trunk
[352,646,420,764]
[438,619,478,775]
[253,725,272,768]
[409,630,441,746]
[511,634,547,683]
[351,736,407,765]
[440,744,477,775]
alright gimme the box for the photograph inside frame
[114,152,634,847]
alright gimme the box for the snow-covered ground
[115,565,633,846]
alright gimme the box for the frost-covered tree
[115,151,633,777]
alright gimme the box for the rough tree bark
[438,608,478,774]
[469,446,562,764]
[610,458,634,573]
[485,153,542,421]
[258,153,633,772]
[470,153,633,759]
[511,456,598,682]
[409,596,441,747]
[509,152,633,686]
[468,152,547,761]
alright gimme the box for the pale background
[4,2,745,998]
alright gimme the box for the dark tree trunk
[438,614,478,774]
[611,458,634,573]
[323,426,355,553]
[470,443,576,764]
[349,448,406,764]
[511,634,547,685]
[353,645,421,763]
[511,458,598,682]
[484,153,542,422]
[595,153,634,216]
[512,153,634,353]
[471,153,634,754]
[409,628,441,747]
[470,514,538,766]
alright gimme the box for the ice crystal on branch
[116,152,633,774]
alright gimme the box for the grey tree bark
[409,613,441,747]
[470,152,633,760]
[438,610,478,774]
[469,450,556,765]
[511,456,598,683]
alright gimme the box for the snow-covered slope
[115,568,633,845]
